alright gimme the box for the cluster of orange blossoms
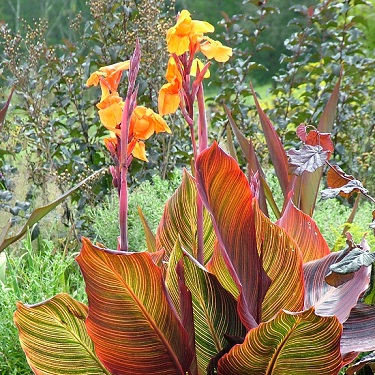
[86,10,232,161]
[158,9,232,116]
[86,61,171,162]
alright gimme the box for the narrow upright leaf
[137,206,156,252]
[76,238,193,375]
[14,293,111,375]
[0,87,14,126]
[217,308,342,375]
[251,84,290,198]
[297,73,342,215]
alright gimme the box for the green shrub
[86,172,181,251]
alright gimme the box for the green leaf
[0,168,106,252]
[156,169,215,264]
[217,308,342,375]
[137,205,156,252]
[14,293,111,375]
[76,238,193,375]
[181,253,246,374]
[276,197,330,262]
[196,142,271,328]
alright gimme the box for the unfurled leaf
[181,252,246,375]
[304,251,371,323]
[251,84,290,198]
[276,197,330,262]
[305,130,334,156]
[254,200,304,321]
[76,238,193,375]
[156,169,215,264]
[0,168,106,253]
[14,293,111,375]
[341,304,375,364]
[346,351,375,375]
[217,308,342,375]
[325,248,375,287]
[288,144,328,175]
[321,180,368,200]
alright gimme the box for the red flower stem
[196,83,208,265]
[119,96,130,251]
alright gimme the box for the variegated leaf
[156,169,215,264]
[76,237,193,375]
[254,200,305,321]
[196,142,271,328]
[217,307,342,375]
[181,253,246,374]
[304,251,371,323]
[276,196,330,262]
[14,293,111,375]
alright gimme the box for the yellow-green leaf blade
[76,238,192,375]
[217,308,343,375]
[156,169,215,264]
[182,254,246,374]
[254,201,305,321]
[14,293,110,375]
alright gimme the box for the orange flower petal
[190,58,210,78]
[130,106,155,140]
[131,140,148,162]
[199,38,232,63]
[153,112,172,134]
[158,82,181,116]
[97,92,123,110]
[98,103,123,129]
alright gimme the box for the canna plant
[13,9,375,375]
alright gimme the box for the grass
[0,232,86,375]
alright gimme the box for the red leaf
[305,130,334,158]
[321,180,368,200]
[0,88,14,127]
[276,196,330,263]
[327,165,354,188]
[296,123,307,142]
[196,142,271,328]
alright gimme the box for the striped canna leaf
[14,293,111,375]
[76,237,193,375]
[217,307,343,375]
[156,168,215,264]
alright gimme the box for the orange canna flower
[199,38,233,63]
[167,10,214,56]
[86,60,130,92]
[190,58,210,78]
[128,106,171,162]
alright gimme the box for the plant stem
[196,83,208,265]
[119,96,130,251]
